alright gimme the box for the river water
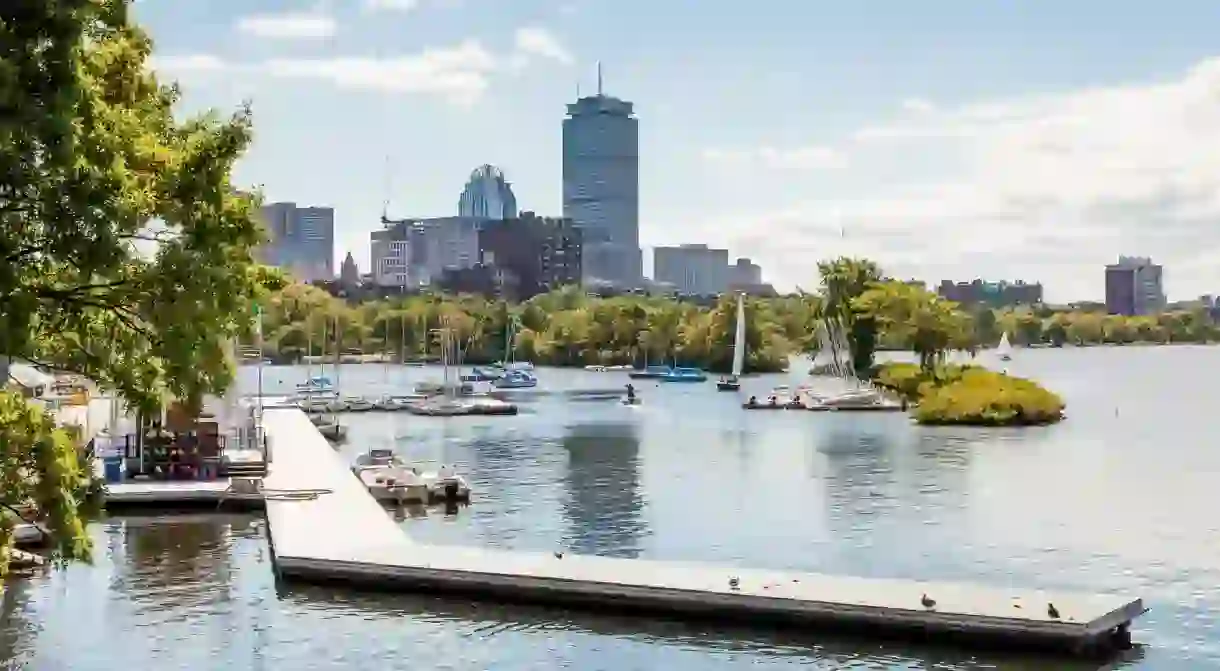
[2,347,1217,670]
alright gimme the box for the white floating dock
[103,480,263,509]
[260,407,1145,656]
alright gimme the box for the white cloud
[709,57,1220,300]
[264,40,497,106]
[235,12,336,39]
[702,145,844,170]
[512,27,573,65]
[364,0,419,11]
[900,97,936,114]
[154,28,571,107]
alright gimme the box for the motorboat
[717,376,741,391]
[415,380,476,396]
[310,414,347,441]
[660,367,707,383]
[374,394,423,411]
[585,365,606,372]
[497,361,534,372]
[297,390,340,413]
[429,464,472,502]
[296,376,334,392]
[606,365,633,371]
[628,365,674,380]
[494,369,538,389]
[343,395,375,412]
[462,366,504,382]
[351,449,429,503]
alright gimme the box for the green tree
[817,257,882,377]
[0,0,278,572]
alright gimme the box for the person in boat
[625,383,636,402]
[768,395,778,406]
[746,395,758,408]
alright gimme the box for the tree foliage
[0,0,278,573]
[256,284,818,374]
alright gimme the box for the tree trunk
[0,356,9,386]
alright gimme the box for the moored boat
[660,367,707,383]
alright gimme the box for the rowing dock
[259,406,1145,657]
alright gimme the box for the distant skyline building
[1105,255,1165,316]
[562,64,641,287]
[478,212,583,301]
[257,202,334,282]
[937,279,1043,307]
[370,216,482,288]
[458,165,518,219]
[729,257,763,287]
[653,244,730,296]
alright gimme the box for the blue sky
[141,0,1220,301]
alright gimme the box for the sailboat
[717,294,746,391]
[997,332,1013,361]
[494,317,537,389]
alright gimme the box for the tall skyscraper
[562,64,641,287]
[257,202,334,282]
[458,165,518,219]
[1105,256,1165,316]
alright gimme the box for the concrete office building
[257,202,334,282]
[562,65,641,287]
[1105,256,1165,316]
[729,257,763,287]
[653,244,730,296]
[370,217,482,288]
[458,165,518,219]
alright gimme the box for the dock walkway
[260,407,1144,656]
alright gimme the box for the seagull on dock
[921,593,936,610]
[728,576,740,590]
[1047,603,1060,619]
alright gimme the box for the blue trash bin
[103,456,123,483]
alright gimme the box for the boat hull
[716,381,740,391]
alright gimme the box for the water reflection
[109,513,239,616]
[560,422,650,557]
[0,578,36,664]
[277,584,1142,671]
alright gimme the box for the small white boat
[585,365,607,372]
[352,449,472,503]
[352,449,429,503]
[296,376,334,392]
[806,387,903,412]
[343,396,375,412]
[310,414,347,441]
[997,332,1013,361]
[374,394,424,411]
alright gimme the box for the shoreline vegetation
[256,258,1072,427]
[872,363,1066,426]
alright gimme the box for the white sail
[731,293,747,377]
[997,332,1013,357]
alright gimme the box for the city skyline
[142,1,1220,301]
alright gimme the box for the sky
[139,0,1220,302]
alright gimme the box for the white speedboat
[351,449,429,503]
[428,464,472,501]
[343,396,375,412]
[296,376,334,392]
[585,365,606,372]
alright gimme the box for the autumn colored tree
[0,0,278,572]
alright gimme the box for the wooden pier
[259,407,1145,656]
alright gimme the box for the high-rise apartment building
[257,202,334,282]
[458,165,518,219]
[653,244,730,296]
[1105,256,1165,316]
[562,66,641,287]
[479,212,583,301]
